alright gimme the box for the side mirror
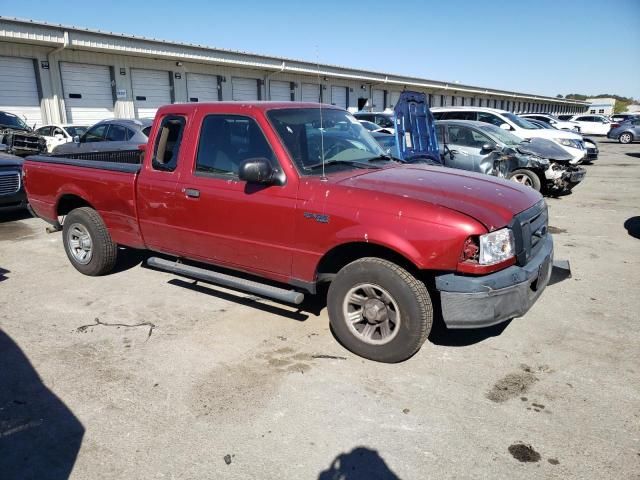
[481,143,496,152]
[499,123,511,131]
[73,135,80,143]
[238,157,274,184]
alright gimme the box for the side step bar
[146,257,305,305]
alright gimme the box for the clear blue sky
[2,0,639,98]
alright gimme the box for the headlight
[479,228,515,265]
[554,138,581,149]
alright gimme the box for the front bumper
[0,189,27,211]
[435,234,553,328]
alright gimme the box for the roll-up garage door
[372,89,385,111]
[60,62,114,126]
[232,77,259,101]
[187,73,219,102]
[389,91,401,108]
[269,80,291,101]
[0,56,42,128]
[301,83,321,103]
[131,69,172,119]
[331,86,348,109]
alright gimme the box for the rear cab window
[152,116,186,172]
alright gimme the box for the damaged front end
[0,129,45,157]
[507,138,585,195]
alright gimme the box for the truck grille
[0,172,21,196]
[12,133,41,152]
[510,200,548,265]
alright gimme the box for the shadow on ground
[624,216,640,239]
[0,330,84,479]
[0,267,9,283]
[0,209,32,224]
[625,153,640,159]
[318,447,400,480]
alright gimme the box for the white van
[432,107,586,163]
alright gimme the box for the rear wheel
[508,169,542,191]
[327,257,432,363]
[62,207,117,276]
[619,132,633,144]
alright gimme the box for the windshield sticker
[405,132,412,148]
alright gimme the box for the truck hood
[393,91,441,163]
[337,165,541,230]
[0,152,24,167]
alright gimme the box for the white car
[34,124,89,152]
[432,107,586,164]
[569,115,611,135]
[519,114,580,132]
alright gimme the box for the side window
[432,111,445,120]
[375,115,394,128]
[436,124,445,145]
[37,126,52,136]
[477,112,505,127]
[196,115,275,177]
[152,116,186,172]
[52,127,65,136]
[142,126,152,137]
[445,111,476,120]
[106,124,128,141]
[447,126,488,148]
[84,124,108,143]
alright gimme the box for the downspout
[47,31,70,124]
[264,61,286,100]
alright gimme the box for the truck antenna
[316,46,327,181]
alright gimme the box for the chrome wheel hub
[343,283,401,345]
[67,223,93,265]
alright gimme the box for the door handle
[183,188,200,198]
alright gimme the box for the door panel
[444,125,489,172]
[170,114,296,277]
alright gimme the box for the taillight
[610,123,620,130]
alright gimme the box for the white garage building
[0,16,588,128]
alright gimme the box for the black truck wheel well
[57,194,94,217]
[316,242,420,281]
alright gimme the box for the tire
[619,132,633,144]
[327,257,432,363]
[508,169,542,191]
[62,207,117,276]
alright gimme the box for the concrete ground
[1,140,639,479]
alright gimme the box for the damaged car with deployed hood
[373,92,585,195]
[0,111,46,157]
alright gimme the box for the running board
[146,257,305,305]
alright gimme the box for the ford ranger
[23,97,553,362]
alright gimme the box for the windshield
[66,126,88,137]
[0,112,30,131]
[267,108,387,174]
[477,124,523,146]
[373,134,401,158]
[502,112,538,130]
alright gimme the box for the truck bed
[24,154,145,248]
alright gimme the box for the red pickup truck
[24,100,553,362]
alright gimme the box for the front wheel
[62,207,117,276]
[508,169,542,191]
[327,257,433,363]
[619,132,633,144]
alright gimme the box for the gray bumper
[435,234,553,328]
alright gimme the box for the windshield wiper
[305,160,381,171]
[366,154,406,163]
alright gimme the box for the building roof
[0,16,589,106]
